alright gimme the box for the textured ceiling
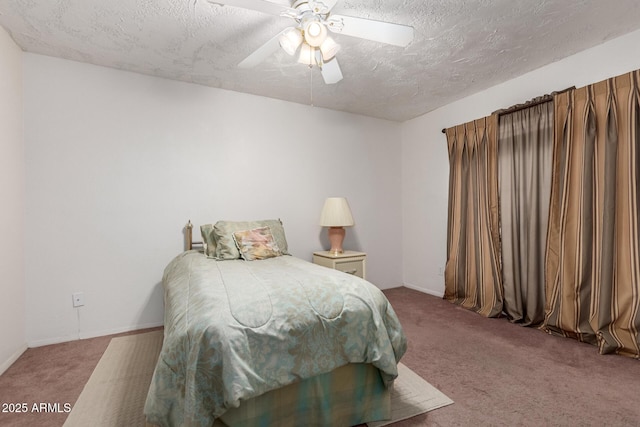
[2,0,640,122]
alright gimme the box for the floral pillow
[233,226,282,261]
[214,219,290,260]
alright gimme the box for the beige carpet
[64,330,452,426]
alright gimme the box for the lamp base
[327,226,346,255]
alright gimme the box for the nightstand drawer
[312,251,367,280]
[335,260,363,278]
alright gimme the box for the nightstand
[312,251,367,280]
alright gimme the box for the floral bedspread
[144,251,407,427]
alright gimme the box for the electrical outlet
[72,292,84,308]
[438,266,444,276]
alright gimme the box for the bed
[144,220,407,427]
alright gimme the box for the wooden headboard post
[185,220,203,251]
[186,220,193,251]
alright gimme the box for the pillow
[233,226,282,261]
[200,224,217,258]
[213,219,290,260]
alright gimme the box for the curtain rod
[441,86,575,134]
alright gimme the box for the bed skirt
[146,363,390,427]
[220,363,390,427]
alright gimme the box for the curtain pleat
[544,70,640,357]
[498,101,554,326]
[444,116,503,317]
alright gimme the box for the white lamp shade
[319,197,355,227]
[320,36,340,61]
[297,43,316,65]
[304,20,328,47]
[279,27,303,56]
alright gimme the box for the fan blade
[207,0,293,17]
[328,14,414,47]
[238,30,285,68]
[321,57,343,84]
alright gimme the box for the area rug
[368,362,453,427]
[63,331,162,427]
[64,330,453,426]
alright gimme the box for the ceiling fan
[207,0,414,84]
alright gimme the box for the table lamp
[319,197,355,255]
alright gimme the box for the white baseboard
[27,321,164,348]
[402,282,444,298]
[0,343,28,376]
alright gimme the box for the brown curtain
[544,70,640,357]
[444,116,503,317]
[498,100,554,326]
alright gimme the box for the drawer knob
[345,269,358,275]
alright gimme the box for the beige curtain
[544,70,640,357]
[498,100,554,326]
[444,116,503,317]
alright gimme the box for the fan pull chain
[309,64,314,107]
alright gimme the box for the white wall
[0,26,26,373]
[23,54,403,346]
[401,28,640,297]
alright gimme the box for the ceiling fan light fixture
[303,20,328,47]
[224,0,414,84]
[319,36,340,61]
[279,27,303,56]
[297,43,317,66]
